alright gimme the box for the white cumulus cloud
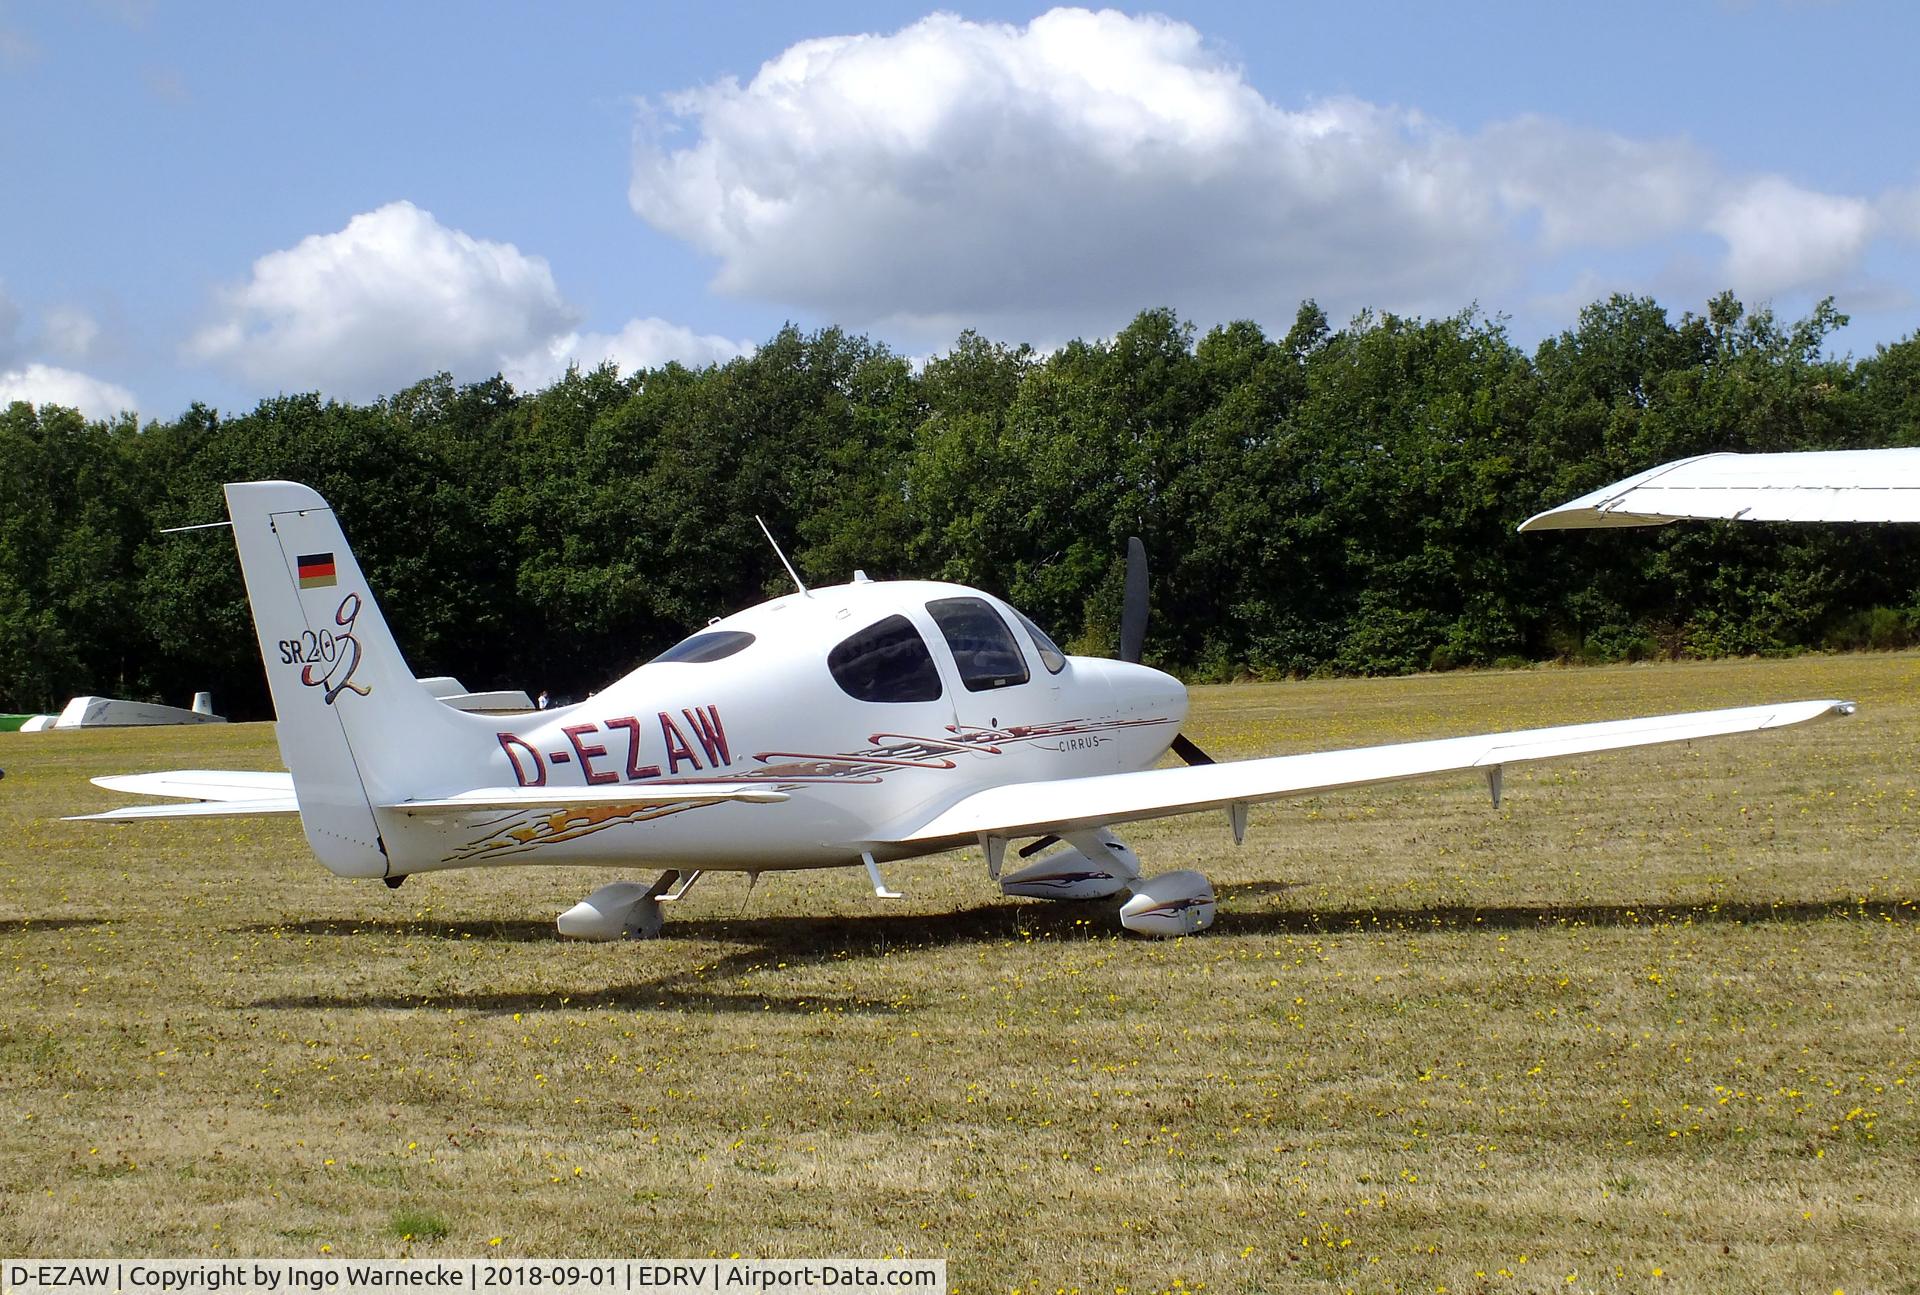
[0,362,137,419]
[1710,177,1878,298]
[190,201,748,399]
[502,317,753,391]
[40,304,100,361]
[1479,117,1714,251]
[188,200,578,400]
[632,9,1506,331]
[0,286,134,418]
[629,7,1892,336]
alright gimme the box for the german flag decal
[296,552,337,589]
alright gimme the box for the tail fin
[224,481,496,877]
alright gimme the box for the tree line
[4,291,1919,719]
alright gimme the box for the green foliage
[4,292,1920,716]
[386,1209,450,1242]
[1823,606,1915,652]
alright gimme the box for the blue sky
[3,1,1917,419]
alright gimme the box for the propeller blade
[1170,733,1215,766]
[1120,535,1148,663]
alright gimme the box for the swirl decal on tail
[297,592,371,704]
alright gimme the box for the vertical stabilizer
[224,481,493,877]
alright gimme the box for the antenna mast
[755,515,810,597]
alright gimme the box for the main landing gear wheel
[1118,870,1217,937]
[556,870,701,940]
[993,828,1217,936]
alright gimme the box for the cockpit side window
[828,615,944,703]
[927,596,1031,692]
[650,630,756,664]
[1012,609,1067,674]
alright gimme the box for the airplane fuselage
[375,579,1187,876]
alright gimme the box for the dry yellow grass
[1,653,1915,1295]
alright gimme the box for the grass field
[2,654,1915,1294]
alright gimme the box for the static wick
[159,520,233,534]
[755,514,810,597]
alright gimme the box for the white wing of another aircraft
[1519,448,1920,530]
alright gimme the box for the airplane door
[821,610,975,824]
[921,595,1037,737]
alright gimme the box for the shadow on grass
[251,982,895,1016]
[245,904,1111,1015]
[1213,896,1915,937]
[1218,879,1306,901]
[247,893,1912,948]
[239,918,559,942]
[247,901,1119,953]
[0,917,107,935]
[241,894,1910,1017]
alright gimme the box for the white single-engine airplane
[77,481,1856,939]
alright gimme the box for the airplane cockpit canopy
[650,629,756,664]
[927,596,1030,692]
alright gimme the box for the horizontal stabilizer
[73,769,786,822]
[885,699,1854,847]
[72,797,300,821]
[93,770,294,800]
[71,769,301,819]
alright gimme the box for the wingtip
[1780,699,1857,726]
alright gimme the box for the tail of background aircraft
[224,481,498,878]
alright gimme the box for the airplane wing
[75,797,304,821]
[882,699,1853,848]
[1519,449,1920,530]
[70,773,788,822]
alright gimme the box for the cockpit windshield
[1013,609,1067,674]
